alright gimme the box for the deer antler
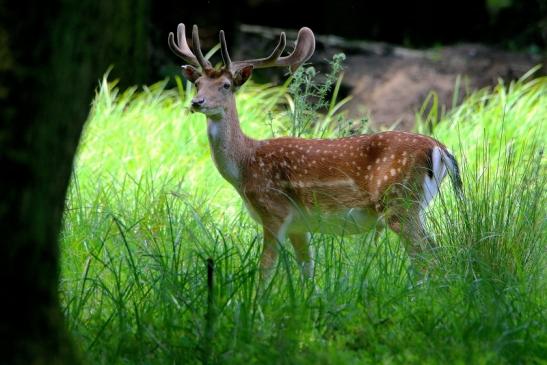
[220,27,315,73]
[191,25,212,70]
[168,23,198,66]
[168,23,212,70]
[219,30,232,68]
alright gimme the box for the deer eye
[223,82,231,90]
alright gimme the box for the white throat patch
[207,120,241,186]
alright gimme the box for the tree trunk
[0,1,148,363]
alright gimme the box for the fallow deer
[168,23,463,281]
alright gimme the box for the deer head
[168,23,315,119]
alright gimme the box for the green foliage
[61,70,546,364]
[283,53,353,138]
[487,0,513,14]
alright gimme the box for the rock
[342,44,544,130]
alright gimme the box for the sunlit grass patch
[61,70,546,364]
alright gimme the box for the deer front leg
[259,216,291,285]
[260,227,279,285]
[288,233,314,279]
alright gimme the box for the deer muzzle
[191,97,205,110]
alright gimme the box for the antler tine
[168,23,199,67]
[229,33,286,71]
[230,27,315,72]
[192,24,212,70]
[250,32,287,68]
[282,27,316,72]
[273,33,288,57]
[219,30,232,69]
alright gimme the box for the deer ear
[181,65,201,83]
[233,65,253,87]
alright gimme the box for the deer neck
[206,100,256,188]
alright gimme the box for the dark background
[3,0,544,90]
[156,0,546,86]
[94,0,547,86]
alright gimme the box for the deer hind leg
[288,233,314,279]
[372,224,386,245]
[385,163,442,265]
[386,201,436,266]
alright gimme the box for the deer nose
[191,97,205,108]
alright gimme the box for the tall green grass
[61,69,546,364]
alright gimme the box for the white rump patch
[421,147,448,213]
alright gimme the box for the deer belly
[289,208,379,235]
